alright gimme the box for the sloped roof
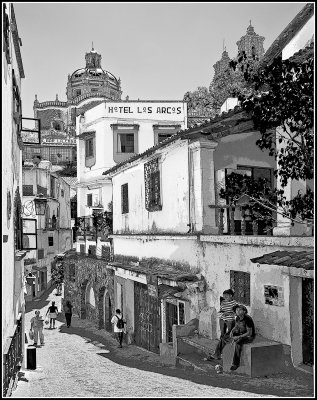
[103,107,253,177]
[250,250,314,270]
[61,176,78,187]
[261,3,314,66]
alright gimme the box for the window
[50,177,56,198]
[85,138,94,158]
[61,189,64,197]
[158,134,172,144]
[144,158,162,211]
[237,165,273,188]
[88,245,96,256]
[178,301,185,325]
[80,244,85,254]
[230,270,250,306]
[118,134,134,153]
[75,89,81,97]
[38,249,45,259]
[37,185,47,196]
[101,245,111,261]
[91,88,98,92]
[48,237,54,246]
[121,183,129,214]
[87,194,92,206]
[23,185,33,196]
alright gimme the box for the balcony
[209,204,275,236]
[3,315,23,397]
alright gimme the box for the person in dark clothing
[45,301,59,329]
[64,300,73,328]
[208,304,256,370]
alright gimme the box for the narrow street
[11,286,278,398]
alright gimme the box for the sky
[14,2,307,118]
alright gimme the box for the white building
[75,100,187,254]
[103,108,313,366]
[2,3,27,395]
[22,166,73,298]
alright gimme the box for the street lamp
[34,194,47,215]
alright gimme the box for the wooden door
[302,278,314,366]
[134,282,160,353]
[166,301,178,343]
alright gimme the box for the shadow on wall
[25,285,56,313]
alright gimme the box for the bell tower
[236,21,265,59]
[85,44,102,68]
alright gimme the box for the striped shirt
[218,299,238,321]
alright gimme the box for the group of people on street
[29,299,74,346]
[206,289,256,371]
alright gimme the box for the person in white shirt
[111,309,126,348]
[30,310,44,346]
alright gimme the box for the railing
[209,204,274,236]
[3,315,23,397]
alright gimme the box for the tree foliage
[51,261,64,284]
[229,52,314,220]
[55,163,77,177]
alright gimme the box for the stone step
[179,336,219,356]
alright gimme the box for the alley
[12,287,276,398]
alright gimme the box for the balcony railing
[209,204,274,236]
[3,315,23,397]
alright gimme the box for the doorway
[302,277,314,366]
[166,301,178,343]
[104,292,112,332]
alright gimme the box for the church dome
[66,46,121,101]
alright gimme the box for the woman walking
[64,300,73,328]
[46,301,59,329]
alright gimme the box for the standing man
[111,309,126,348]
[207,304,256,370]
[30,310,44,346]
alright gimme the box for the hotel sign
[105,102,187,121]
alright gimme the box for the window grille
[121,183,129,214]
[101,245,111,261]
[38,249,44,259]
[144,158,162,211]
[23,185,33,196]
[230,270,250,305]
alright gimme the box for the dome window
[53,122,61,131]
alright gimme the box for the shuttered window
[230,270,250,306]
[121,183,129,214]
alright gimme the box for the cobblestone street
[12,286,313,398]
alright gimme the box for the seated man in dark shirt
[208,304,256,370]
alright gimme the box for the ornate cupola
[66,45,122,101]
[213,48,231,77]
[236,21,265,59]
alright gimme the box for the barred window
[121,183,129,214]
[23,185,33,196]
[144,158,162,212]
[230,270,250,306]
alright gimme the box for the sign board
[105,102,187,122]
[41,138,76,145]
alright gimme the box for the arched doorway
[104,291,112,332]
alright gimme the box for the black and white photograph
[2,1,314,397]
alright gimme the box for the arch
[85,282,96,307]
[80,279,89,319]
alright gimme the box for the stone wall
[63,252,115,330]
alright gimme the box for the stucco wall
[112,142,190,234]
[111,234,313,346]
[282,15,314,60]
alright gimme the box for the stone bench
[222,335,285,377]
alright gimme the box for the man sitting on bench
[208,304,256,371]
